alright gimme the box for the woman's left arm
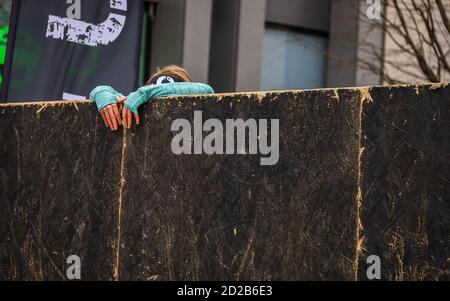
[121,82,215,128]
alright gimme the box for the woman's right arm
[89,86,124,131]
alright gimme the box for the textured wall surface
[0,102,122,280]
[358,85,450,280]
[0,83,448,280]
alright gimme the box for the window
[261,25,328,91]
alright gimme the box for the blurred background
[0,0,11,87]
[0,0,449,100]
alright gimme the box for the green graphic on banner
[0,0,11,88]
[0,26,8,85]
[9,29,40,90]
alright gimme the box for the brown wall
[0,83,448,280]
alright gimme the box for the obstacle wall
[0,83,448,280]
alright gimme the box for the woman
[90,65,214,131]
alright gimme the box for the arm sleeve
[89,86,125,111]
[124,82,215,113]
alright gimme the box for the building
[0,0,448,94]
[143,0,386,93]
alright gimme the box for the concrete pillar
[182,0,213,83]
[149,0,186,72]
[327,0,384,88]
[148,0,213,83]
[209,0,266,93]
[326,0,360,87]
[234,0,266,92]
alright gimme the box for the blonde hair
[146,65,192,85]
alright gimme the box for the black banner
[2,0,143,102]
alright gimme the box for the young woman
[90,65,214,131]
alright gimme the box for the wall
[0,83,448,280]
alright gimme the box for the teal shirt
[90,82,215,113]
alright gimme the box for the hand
[118,97,140,129]
[100,100,122,131]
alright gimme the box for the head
[146,65,192,86]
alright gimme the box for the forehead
[151,75,179,86]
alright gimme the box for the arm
[121,82,215,128]
[124,82,215,113]
[89,86,125,131]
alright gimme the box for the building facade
[143,0,386,92]
[1,0,446,94]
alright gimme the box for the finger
[100,110,109,128]
[107,106,118,130]
[103,108,113,130]
[122,107,128,129]
[109,107,119,130]
[134,112,140,125]
[112,104,122,125]
[116,96,127,104]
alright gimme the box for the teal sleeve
[89,86,125,111]
[124,82,215,113]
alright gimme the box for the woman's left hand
[117,97,140,129]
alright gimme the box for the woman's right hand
[100,97,123,131]
[116,96,139,129]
